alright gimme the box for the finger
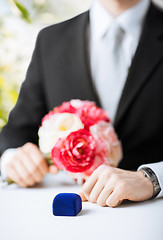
[23,144,48,176]
[48,165,59,174]
[96,175,118,206]
[22,158,43,183]
[81,167,103,198]
[13,158,35,186]
[81,175,98,199]
[79,192,88,202]
[6,163,28,187]
[20,148,44,183]
[106,189,124,208]
[85,165,113,202]
[89,178,105,203]
[97,186,113,206]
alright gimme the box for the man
[0,0,163,207]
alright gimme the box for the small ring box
[52,193,82,216]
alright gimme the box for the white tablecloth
[0,172,163,240]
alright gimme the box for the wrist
[139,167,161,198]
[136,170,153,200]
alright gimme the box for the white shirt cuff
[0,149,17,178]
[138,161,163,198]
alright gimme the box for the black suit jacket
[0,2,163,170]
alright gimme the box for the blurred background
[0,0,162,130]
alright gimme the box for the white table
[0,172,163,240]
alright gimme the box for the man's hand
[80,165,153,207]
[5,143,58,187]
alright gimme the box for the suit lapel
[65,11,101,107]
[114,3,163,127]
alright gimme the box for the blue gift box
[52,193,82,216]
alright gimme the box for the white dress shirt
[0,0,163,198]
[90,0,150,121]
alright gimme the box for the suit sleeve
[0,31,47,156]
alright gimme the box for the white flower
[38,113,84,154]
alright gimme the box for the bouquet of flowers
[38,99,123,180]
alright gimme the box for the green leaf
[13,0,31,23]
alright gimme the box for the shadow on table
[33,180,77,189]
[117,198,162,208]
[78,209,93,216]
[31,173,79,189]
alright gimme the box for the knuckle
[100,168,108,176]
[24,142,35,150]
[110,173,120,182]
[104,169,111,178]
[98,170,109,181]
[99,167,114,180]
[98,164,106,171]
[99,165,110,173]
[25,142,33,147]
[94,165,107,176]
[119,180,128,190]
[16,150,25,160]
[17,147,24,155]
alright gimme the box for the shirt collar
[90,0,150,41]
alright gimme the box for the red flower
[84,137,109,176]
[51,129,96,172]
[76,103,110,129]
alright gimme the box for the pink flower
[76,102,110,129]
[51,129,96,172]
[90,121,123,167]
